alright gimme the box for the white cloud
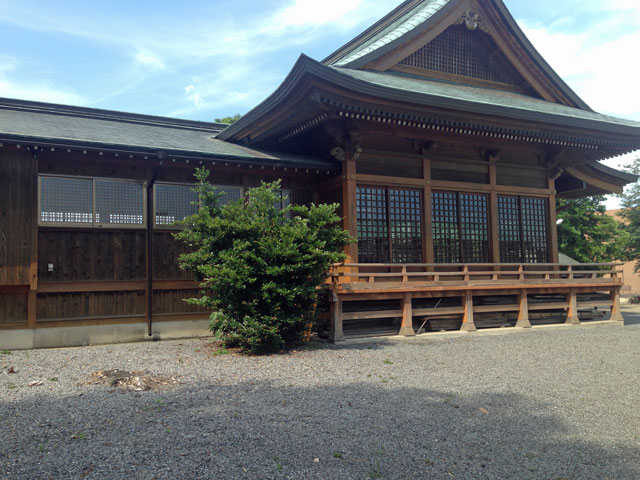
[0,57,84,105]
[133,49,167,71]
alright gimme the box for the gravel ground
[1,309,640,479]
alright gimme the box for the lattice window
[432,192,460,263]
[498,196,522,263]
[155,183,198,226]
[498,195,548,263]
[357,186,390,263]
[460,193,489,263]
[40,176,93,224]
[390,189,422,263]
[399,24,525,86]
[522,197,548,263]
[95,179,144,225]
[278,189,314,209]
[432,192,488,263]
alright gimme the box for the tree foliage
[556,196,627,263]
[175,168,352,354]
[214,113,242,124]
[620,157,640,270]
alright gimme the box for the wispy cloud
[0,56,85,105]
[133,49,167,71]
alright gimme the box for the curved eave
[219,55,640,146]
[558,163,638,198]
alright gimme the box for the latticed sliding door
[356,186,390,263]
[432,191,489,263]
[389,189,422,263]
[498,195,549,263]
[356,186,423,263]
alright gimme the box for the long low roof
[0,97,337,169]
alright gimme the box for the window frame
[152,181,245,229]
[38,174,147,229]
[497,194,550,264]
[356,185,424,264]
[431,190,490,264]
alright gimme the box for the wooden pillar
[610,286,624,322]
[489,164,500,263]
[329,294,345,342]
[27,154,38,329]
[423,157,434,263]
[515,292,531,328]
[399,292,415,336]
[342,155,357,263]
[548,174,559,264]
[565,289,580,324]
[460,291,476,332]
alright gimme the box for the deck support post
[329,294,345,342]
[460,291,476,332]
[515,292,531,328]
[565,289,580,324]
[399,292,415,336]
[609,286,624,322]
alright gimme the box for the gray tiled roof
[0,98,336,168]
[333,0,450,67]
[331,67,640,130]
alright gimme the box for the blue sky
[0,0,638,205]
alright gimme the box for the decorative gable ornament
[455,10,488,33]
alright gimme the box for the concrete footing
[0,320,212,350]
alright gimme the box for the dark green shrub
[176,168,352,354]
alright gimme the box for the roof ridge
[0,97,227,133]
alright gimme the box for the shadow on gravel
[2,380,638,479]
[622,304,640,326]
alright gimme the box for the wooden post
[489,164,500,263]
[515,292,531,328]
[329,294,345,342]
[548,174,559,264]
[399,292,415,336]
[460,291,476,332]
[342,154,357,263]
[27,154,38,329]
[565,289,580,324]
[423,157,434,264]
[610,286,624,322]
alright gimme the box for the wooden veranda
[326,262,624,340]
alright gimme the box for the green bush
[176,168,352,354]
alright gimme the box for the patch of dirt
[90,369,178,391]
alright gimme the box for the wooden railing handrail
[335,262,622,268]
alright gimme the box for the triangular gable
[325,0,591,110]
[392,21,530,92]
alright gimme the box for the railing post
[401,265,408,283]
[515,291,531,328]
[399,292,415,336]
[518,264,524,282]
[565,288,580,325]
[463,264,469,282]
[329,294,345,342]
[610,286,624,322]
[460,291,476,332]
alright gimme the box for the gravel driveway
[1,310,639,479]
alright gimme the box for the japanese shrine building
[2,0,640,348]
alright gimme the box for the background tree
[176,168,352,354]
[556,196,627,263]
[620,157,640,270]
[214,113,242,124]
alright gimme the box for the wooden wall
[0,149,37,286]
[0,148,319,329]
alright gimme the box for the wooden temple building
[2,0,640,348]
